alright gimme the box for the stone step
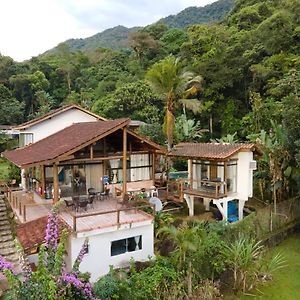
[0,225,12,232]
[3,253,20,263]
[0,248,17,257]
[0,220,9,226]
[0,241,15,250]
[0,212,7,218]
[0,229,12,236]
[0,234,13,243]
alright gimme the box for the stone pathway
[0,195,19,264]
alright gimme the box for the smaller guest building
[170,142,257,221]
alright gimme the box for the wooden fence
[231,196,300,240]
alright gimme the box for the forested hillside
[160,0,234,28]
[46,0,233,53]
[0,0,299,147]
[53,26,141,52]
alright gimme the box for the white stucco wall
[67,221,154,282]
[236,151,254,200]
[21,109,99,144]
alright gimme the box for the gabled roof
[16,216,69,255]
[13,104,106,130]
[127,130,166,154]
[170,143,256,160]
[3,118,130,167]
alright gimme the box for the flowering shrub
[0,204,99,300]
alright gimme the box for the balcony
[7,190,154,233]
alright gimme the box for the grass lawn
[237,233,300,299]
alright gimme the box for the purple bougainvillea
[0,255,17,275]
[45,208,59,250]
[0,203,99,299]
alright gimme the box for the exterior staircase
[0,195,19,266]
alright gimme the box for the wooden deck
[9,190,52,223]
[9,190,153,232]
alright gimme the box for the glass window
[227,162,237,193]
[107,155,152,184]
[19,133,33,147]
[111,235,142,256]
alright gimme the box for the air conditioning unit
[249,161,257,170]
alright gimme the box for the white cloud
[0,0,216,62]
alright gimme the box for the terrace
[7,189,154,233]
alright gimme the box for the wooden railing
[1,181,11,202]
[165,178,227,201]
[68,203,155,232]
[6,190,52,222]
[189,179,227,199]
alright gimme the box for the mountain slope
[49,0,234,53]
[64,25,141,52]
[160,0,234,28]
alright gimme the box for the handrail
[166,178,227,199]
[68,203,155,232]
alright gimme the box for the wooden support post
[73,215,77,232]
[90,144,94,160]
[103,138,107,184]
[224,161,227,195]
[122,127,127,197]
[53,164,59,203]
[40,165,45,197]
[117,210,120,226]
[23,206,26,222]
[151,153,155,181]
[188,159,193,188]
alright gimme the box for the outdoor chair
[72,196,80,211]
[77,198,88,212]
[100,188,110,201]
[88,188,97,197]
[64,198,74,210]
[87,194,95,209]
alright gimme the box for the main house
[169,142,257,221]
[3,115,165,281]
[12,104,105,189]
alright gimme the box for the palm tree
[222,238,263,291]
[157,223,198,267]
[146,55,202,150]
[255,121,291,213]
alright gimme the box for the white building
[170,143,257,221]
[6,117,165,281]
[13,104,105,147]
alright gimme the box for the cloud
[58,0,211,30]
[0,0,215,61]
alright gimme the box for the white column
[214,200,228,221]
[203,198,211,211]
[238,199,246,220]
[184,194,194,216]
[21,168,26,189]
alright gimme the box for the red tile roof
[16,216,69,254]
[170,143,256,160]
[13,104,106,130]
[3,118,130,167]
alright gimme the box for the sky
[0,0,216,62]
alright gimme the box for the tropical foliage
[0,206,98,300]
